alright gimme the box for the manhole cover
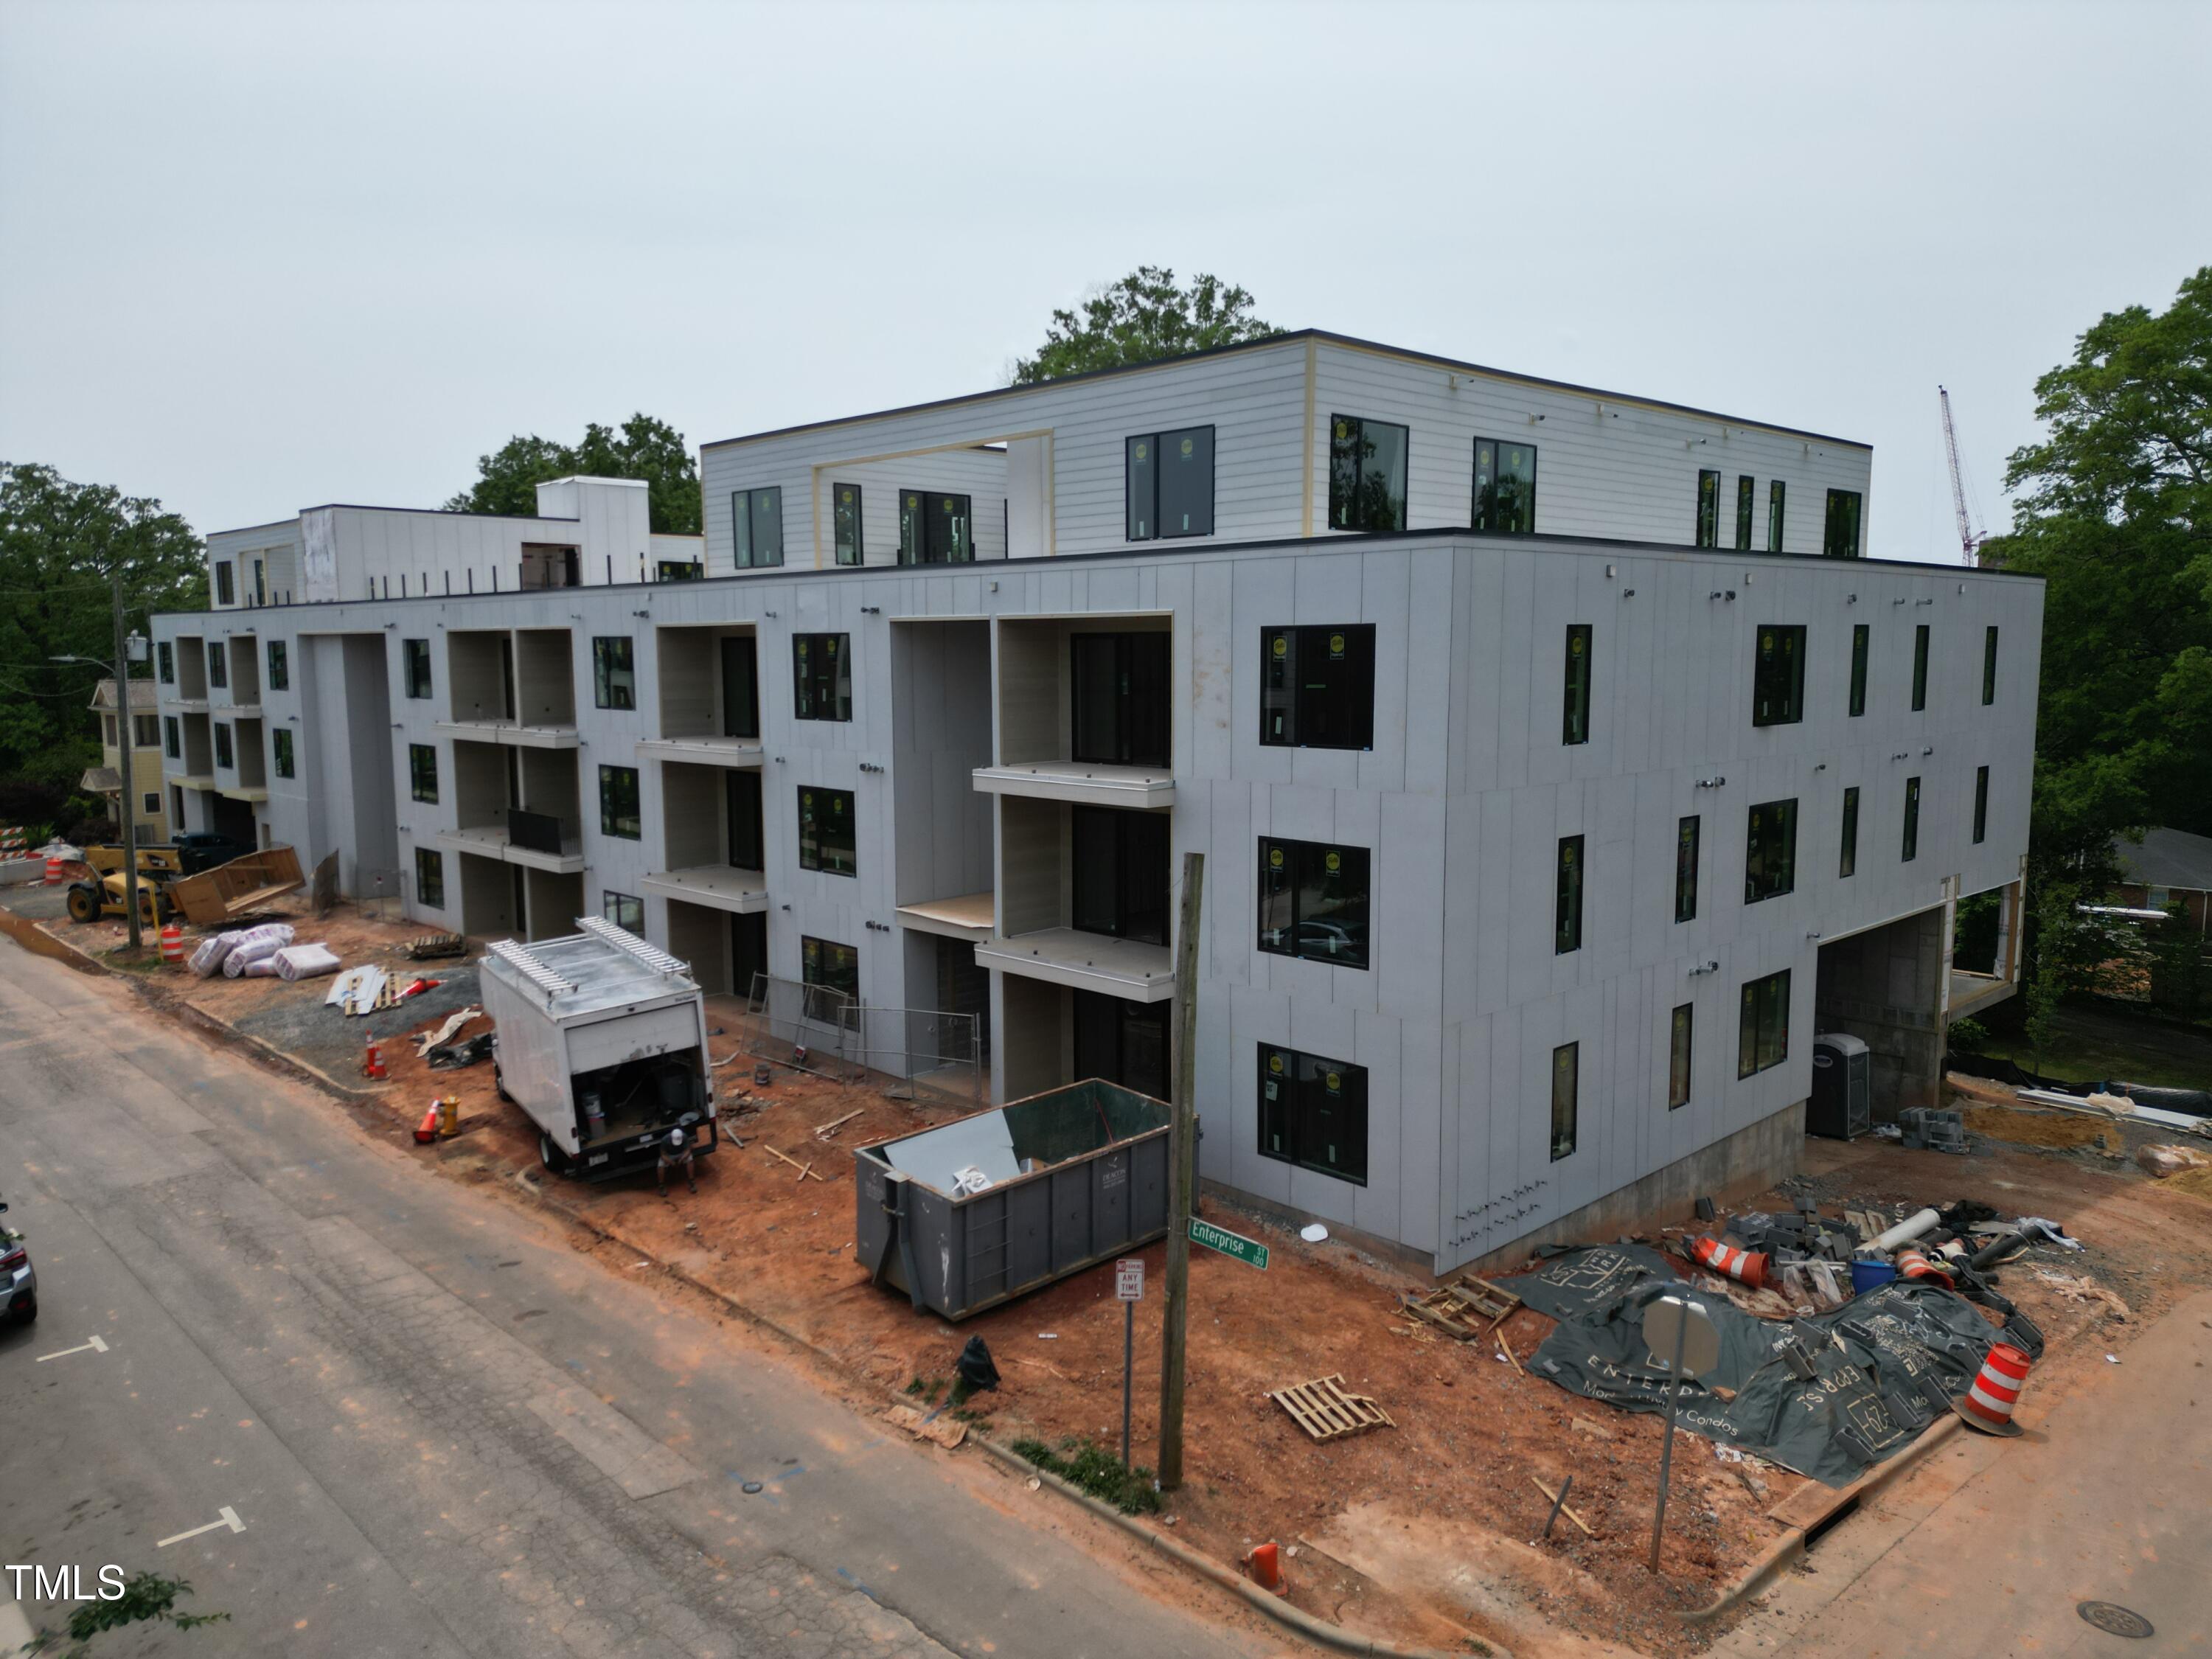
[2077,1601,2154,1639]
[740,1481,763,1495]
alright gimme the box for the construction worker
[656,1125,697,1197]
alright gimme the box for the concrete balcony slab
[636,736,765,769]
[434,719,581,750]
[972,761,1175,810]
[436,823,587,874]
[641,865,768,915]
[977,927,1175,1002]
[896,891,994,942]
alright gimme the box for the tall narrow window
[832,482,863,566]
[592,636,635,710]
[214,723,234,768]
[1972,766,1989,844]
[1328,414,1409,532]
[403,639,432,700]
[157,641,174,684]
[410,743,438,803]
[1259,1044,1369,1186]
[1259,625,1376,749]
[208,643,228,689]
[1823,489,1863,558]
[1767,480,1786,553]
[898,490,973,564]
[731,487,783,568]
[1258,838,1371,970]
[1071,633,1170,767]
[1550,1043,1579,1161]
[1555,835,1585,953]
[266,640,288,691]
[415,847,445,909]
[1848,623,1869,717]
[1745,798,1798,902]
[1981,625,1998,705]
[1737,969,1791,1077]
[599,765,641,839]
[1694,470,1721,548]
[1911,624,1930,711]
[1562,624,1593,745]
[1751,625,1806,726]
[1126,426,1215,540]
[793,633,852,721]
[163,716,180,759]
[1735,476,1755,551]
[726,771,763,869]
[720,636,759,737]
[1669,1004,1694,1109]
[271,728,294,779]
[1674,815,1700,923]
[215,562,235,605]
[1472,439,1537,534]
[1839,786,1859,878]
[1902,776,1921,862]
[796,786,857,876]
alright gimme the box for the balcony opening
[978,614,1175,808]
[519,543,580,590]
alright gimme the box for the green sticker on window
[1134,442,1148,462]
[1328,632,1345,658]
[1269,846,1285,869]
[1324,849,1341,874]
[1271,636,1287,658]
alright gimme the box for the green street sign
[1190,1218,1268,1270]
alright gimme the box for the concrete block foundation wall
[1814,907,1947,1119]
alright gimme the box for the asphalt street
[0,936,1277,1658]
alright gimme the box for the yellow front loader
[64,845,184,926]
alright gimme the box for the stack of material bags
[273,943,342,981]
[221,923,298,978]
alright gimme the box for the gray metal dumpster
[855,1079,1172,1320]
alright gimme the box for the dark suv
[169,831,250,874]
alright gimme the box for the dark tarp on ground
[1498,1247,2011,1487]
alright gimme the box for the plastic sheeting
[274,943,341,981]
[1499,1246,2014,1486]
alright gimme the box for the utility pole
[109,550,143,951]
[1157,849,1204,1490]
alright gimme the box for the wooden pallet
[405,932,467,961]
[1268,1374,1395,1443]
[1400,1275,1523,1340]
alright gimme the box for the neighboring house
[150,330,2043,1274]
[83,677,169,844]
[2115,827,2212,933]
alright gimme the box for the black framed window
[602,891,644,935]
[207,642,227,689]
[1737,969,1790,1078]
[599,765,641,839]
[657,560,700,582]
[1328,414,1408,532]
[1472,438,1537,534]
[1823,489,1863,559]
[1973,766,1989,845]
[1072,807,1169,943]
[164,716,180,759]
[801,935,859,1004]
[793,633,852,721]
[1735,476,1755,551]
[1258,838,1370,970]
[1126,426,1215,541]
[408,743,438,804]
[215,562,235,605]
[720,636,759,738]
[272,727,294,779]
[1259,625,1375,750]
[1076,992,1172,1102]
[1562,624,1593,745]
[1675,815,1700,923]
[898,490,972,565]
[1259,1043,1368,1185]
[1911,623,1930,711]
[592,636,635,710]
[1745,797,1798,903]
[1752,625,1806,726]
[797,786,857,877]
[133,713,156,750]
[1550,1043,1579,1161]
[1669,1004,1694,1110]
[1981,625,1998,705]
[1555,835,1585,954]
[1840,786,1860,878]
[1902,775,1921,862]
[415,847,445,910]
[731,487,783,568]
[214,722,234,768]
[832,481,863,566]
[1695,470,1721,548]
[266,640,288,690]
[1071,633,1169,767]
[157,641,173,684]
[403,639,432,700]
[1767,481,1787,553]
[1849,623,1869,717]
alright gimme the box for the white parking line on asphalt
[156,1506,245,1549]
[32,1334,108,1362]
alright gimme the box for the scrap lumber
[813,1108,865,1138]
[1267,1374,1394,1444]
[1399,1274,1523,1340]
[1495,1331,1524,1376]
[763,1144,829,1182]
[1529,1475,1596,1539]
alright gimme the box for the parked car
[169,830,251,874]
[1,1197,34,1324]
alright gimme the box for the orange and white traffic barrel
[1953,1342,2032,1436]
[159,922,185,964]
[44,854,64,885]
[1691,1235,1769,1290]
[1894,1246,1956,1288]
[363,1034,388,1080]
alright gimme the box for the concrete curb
[1675,1413,1965,1624]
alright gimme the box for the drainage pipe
[1869,1208,1940,1253]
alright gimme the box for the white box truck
[480,917,719,1180]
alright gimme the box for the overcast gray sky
[3,0,2205,559]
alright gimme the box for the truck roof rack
[487,937,578,1001]
[575,914,689,978]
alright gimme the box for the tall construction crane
[1938,385,1986,566]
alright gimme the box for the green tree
[1988,265,2212,902]
[1010,266,1278,385]
[445,414,701,535]
[0,462,205,787]
[26,1571,227,1656]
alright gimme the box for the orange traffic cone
[1244,1542,1284,1593]
[1690,1235,1769,1290]
[414,1104,440,1144]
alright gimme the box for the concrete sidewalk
[1720,1292,2212,1657]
